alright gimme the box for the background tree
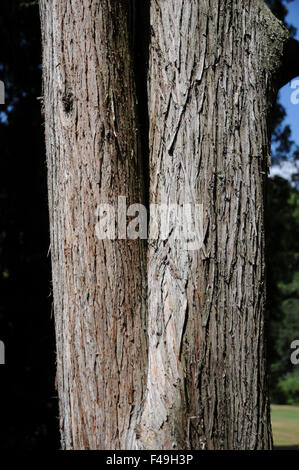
[265,0,299,406]
[266,177,299,404]
[0,0,58,449]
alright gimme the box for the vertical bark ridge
[138,0,288,450]
[40,0,147,449]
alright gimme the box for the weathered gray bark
[137,0,288,450]
[40,0,289,451]
[40,0,147,450]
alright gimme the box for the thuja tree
[39,0,298,450]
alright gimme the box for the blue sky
[278,0,299,148]
[269,0,299,180]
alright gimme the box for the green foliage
[265,0,299,405]
[266,180,299,403]
[277,371,299,405]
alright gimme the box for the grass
[271,404,299,449]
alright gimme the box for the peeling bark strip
[138,0,288,450]
[39,0,147,449]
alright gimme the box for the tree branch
[278,38,299,89]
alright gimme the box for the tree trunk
[39,0,147,450]
[138,0,288,450]
[40,0,289,450]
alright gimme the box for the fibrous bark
[40,0,147,449]
[40,0,290,451]
[138,0,288,450]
